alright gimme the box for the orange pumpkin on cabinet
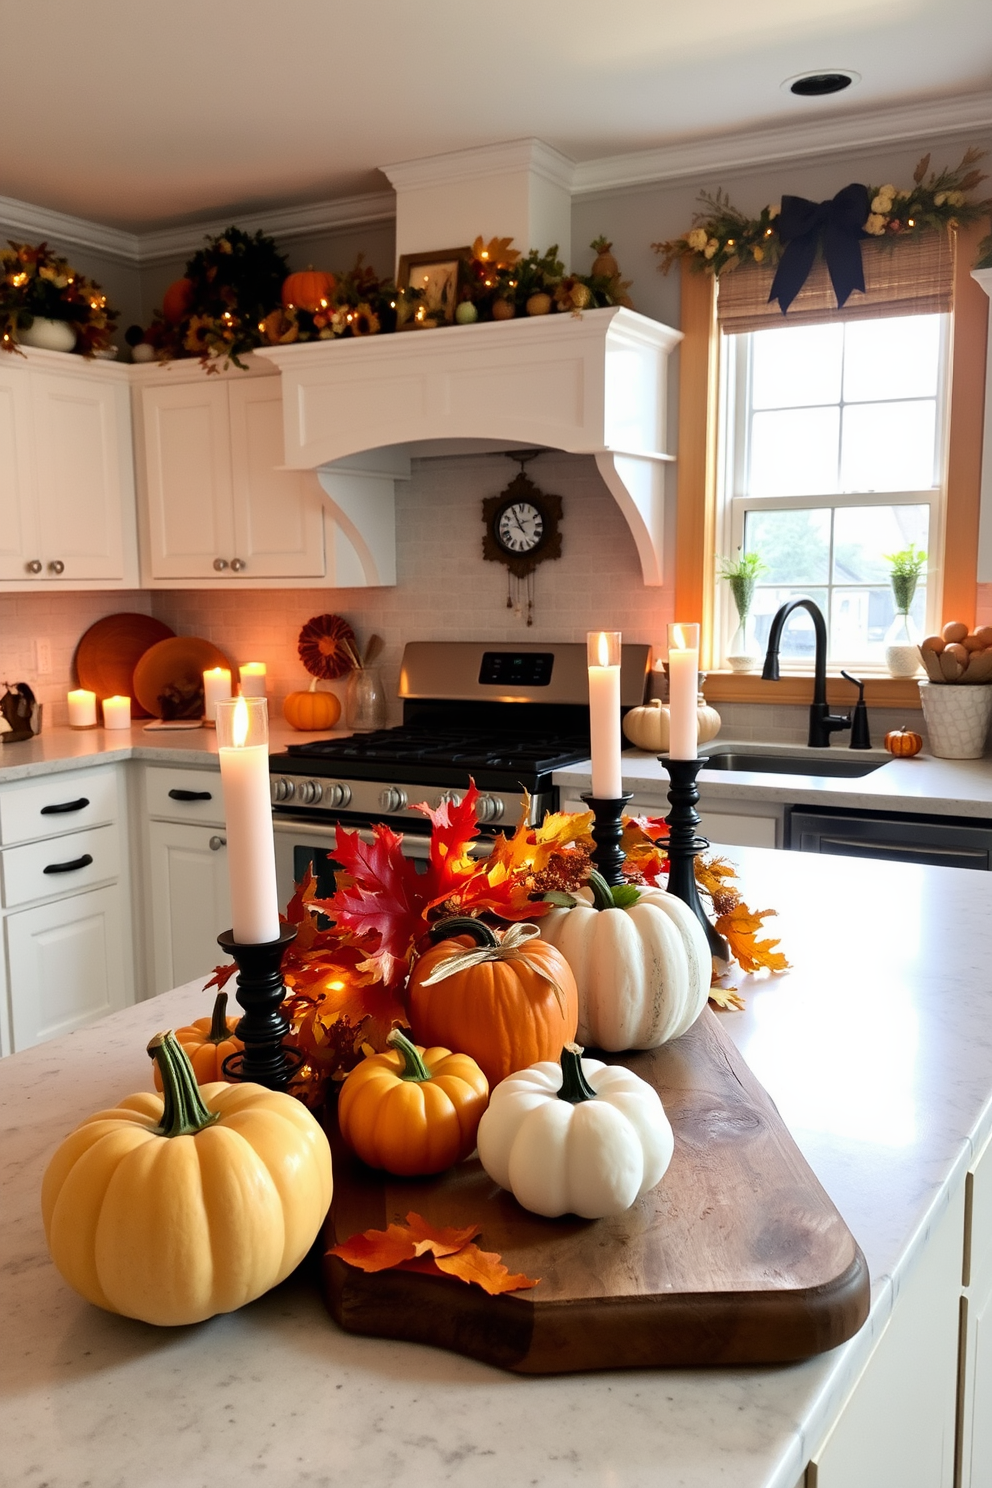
[282,269,336,313]
[884,727,923,757]
[161,277,194,323]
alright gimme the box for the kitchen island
[3,845,991,1487]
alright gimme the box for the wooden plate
[74,613,175,719]
[133,636,233,719]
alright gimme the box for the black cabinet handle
[40,797,90,816]
[43,853,94,875]
[168,789,213,802]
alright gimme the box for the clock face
[496,500,544,555]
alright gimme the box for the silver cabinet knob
[295,778,324,805]
[378,786,408,813]
[324,782,352,809]
[230,558,246,572]
[209,835,227,851]
[213,557,229,571]
[475,794,504,823]
[48,559,65,575]
[26,560,42,574]
[269,776,296,803]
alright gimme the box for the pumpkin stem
[427,915,499,948]
[557,1042,597,1104]
[147,1032,221,1138]
[386,1026,433,1082]
[587,870,617,912]
[207,991,231,1045]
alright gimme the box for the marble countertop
[3,846,992,1487]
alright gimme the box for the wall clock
[482,454,563,625]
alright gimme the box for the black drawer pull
[43,853,94,875]
[168,788,213,802]
[40,797,90,816]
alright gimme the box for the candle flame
[671,624,691,652]
[596,631,609,667]
[232,695,249,749]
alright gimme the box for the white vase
[918,680,992,759]
[18,317,77,352]
[727,618,760,673]
[885,612,921,678]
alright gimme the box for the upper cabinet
[0,348,138,589]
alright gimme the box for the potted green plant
[883,543,926,677]
[718,551,767,672]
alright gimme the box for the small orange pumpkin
[152,991,242,1089]
[406,917,578,1089]
[884,727,923,758]
[282,269,336,313]
[282,683,341,732]
[162,277,194,324]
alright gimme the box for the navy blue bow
[768,184,871,313]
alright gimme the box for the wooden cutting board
[322,1010,870,1373]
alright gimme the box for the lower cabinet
[959,1128,992,1488]
[6,884,128,1048]
[146,819,231,995]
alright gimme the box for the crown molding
[382,138,576,195]
[0,192,140,265]
[572,88,992,196]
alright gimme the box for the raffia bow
[421,921,567,1011]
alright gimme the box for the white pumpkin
[539,871,710,1051]
[477,1043,674,1218]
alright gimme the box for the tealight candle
[216,696,280,945]
[239,662,267,698]
[67,689,97,729]
[203,666,232,726]
[102,695,131,730]
[667,623,700,760]
[587,630,622,798]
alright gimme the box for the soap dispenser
[840,671,871,750]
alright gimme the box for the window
[717,312,949,669]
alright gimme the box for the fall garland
[0,241,118,357]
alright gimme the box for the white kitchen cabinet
[6,885,128,1048]
[959,1129,992,1488]
[145,819,231,995]
[0,347,137,589]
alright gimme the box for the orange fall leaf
[329,1212,539,1295]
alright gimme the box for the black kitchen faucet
[761,596,869,748]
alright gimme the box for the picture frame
[396,246,472,328]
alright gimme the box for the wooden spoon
[363,633,385,668]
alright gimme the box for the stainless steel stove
[268,640,649,901]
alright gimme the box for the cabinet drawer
[145,765,224,824]
[1,823,120,908]
[0,767,118,845]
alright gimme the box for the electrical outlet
[35,638,52,675]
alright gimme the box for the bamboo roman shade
[716,228,955,333]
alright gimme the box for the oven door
[272,814,431,905]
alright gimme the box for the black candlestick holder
[581,791,633,887]
[659,756,730,962]
[218,923,303,1091]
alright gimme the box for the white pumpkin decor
[477,1043,675,1218]
[539,871,711,1051]
[622,696,721,753]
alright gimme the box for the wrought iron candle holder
[218,922,303,1091]
[581,791,633,887]
[659,756,729,962]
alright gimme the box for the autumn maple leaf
[325,822,428,980]
[329,1212,539,1295]
[713,901,790,974]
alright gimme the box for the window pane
[843,315,942,403]
[841,400,937,492]
[750,407,839,496]
[749,588,829,662]
[832,504,929,584]
[744,508,830,584]
[830,586,895,663]
[751,323,843,409]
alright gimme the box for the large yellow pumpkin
[282,683,341,732]
[41,1031,333,1326]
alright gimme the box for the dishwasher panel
[789,808,992,870]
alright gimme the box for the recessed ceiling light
[783,69,860,97]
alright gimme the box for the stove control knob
[270,776,296,803]
[379,786,408,813]
[475,794,504,823]
[437,789,463,809]
[295,778,324,806]
[324,782,352,809]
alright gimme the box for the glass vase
[345,666,387,731]
[726,616,760,673]
[884,612,921,678]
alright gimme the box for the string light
[907,218,916,227]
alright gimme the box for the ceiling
[3,0,992,231]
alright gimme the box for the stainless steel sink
[701,751,890,779]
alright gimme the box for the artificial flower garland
[0,241,118,357]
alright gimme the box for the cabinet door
[0,361,39,581]
[228,377,325,578]
[32,371,127,579]
[146,819,231,995]
[140,380,235,578]
[6,884,128,1049]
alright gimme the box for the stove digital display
[478,651,554,687]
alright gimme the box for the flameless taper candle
[216,695,280,945]
[101,695,131,730]
[203,666,232,725]
[587,630,622,798]
[239,662,267,698]
[667,623,700,759]
[67,689,97,729]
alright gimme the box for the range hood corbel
[257,306,681,586]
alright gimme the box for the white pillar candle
[101,695,131,730]
[67,689,97,729]
[203,666,232,725]
[667,623,700,760]
[587,630,622,799]
[239,662,267,698]
[216,696,280,945]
